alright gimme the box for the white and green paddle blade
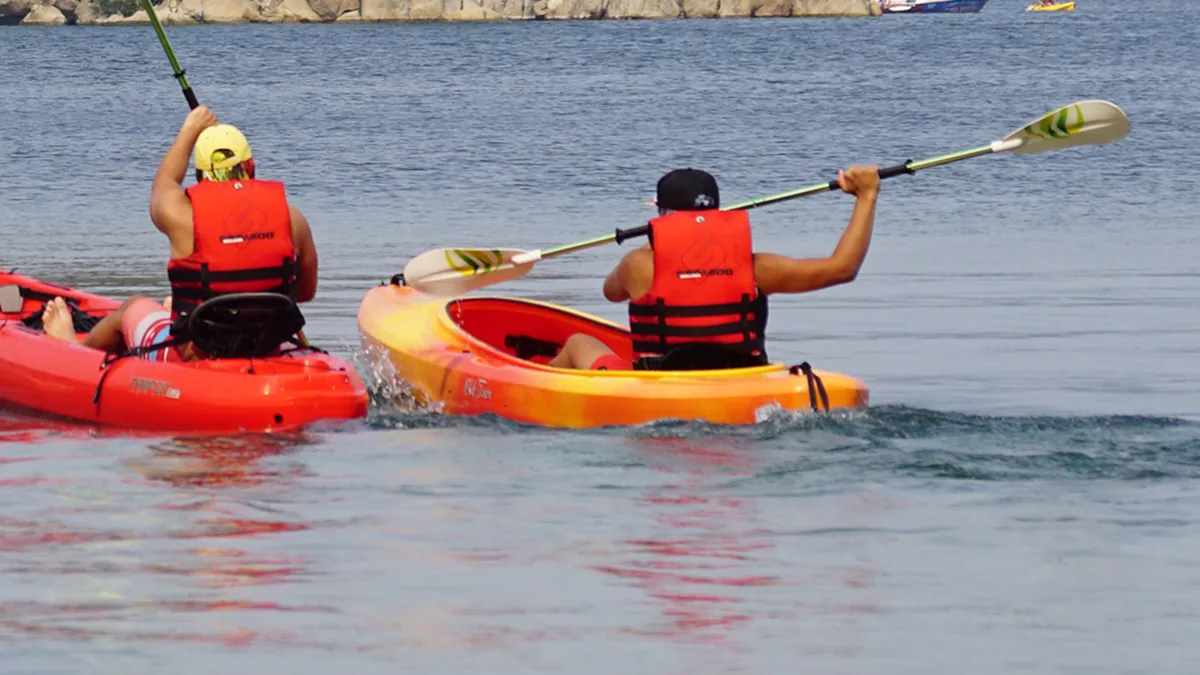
[1003,100,1130,155]
[403,247,536,296]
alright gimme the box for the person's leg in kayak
[547,334,629,370]
[41,296,137,351]
[42,295,182,361]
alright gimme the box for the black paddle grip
[616,225,650,245]
[183,87,199,110]
[879,160,915,180]
[825,160,914,192]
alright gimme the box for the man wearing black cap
[547,165,879,371]
[656,168,721,211]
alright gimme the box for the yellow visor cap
[193,124,252,171]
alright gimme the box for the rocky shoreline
[4,0,878,25]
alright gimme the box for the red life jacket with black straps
[628,209,769,371]
[167,179,297,324]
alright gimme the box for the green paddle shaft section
[727,143,996,211]
[140,0,198,109]
[540,143,997,258]
[542,232,622,258]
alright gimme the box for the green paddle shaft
[727,144,995,211]
[539,144,993,258]
[139,0,198,109]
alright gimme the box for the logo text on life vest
[677,268,734,279]
[221,232,276,245]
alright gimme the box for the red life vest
[167,179,297,322]
[628,209,768,370]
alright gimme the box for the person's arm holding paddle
[150,106,216,258]
[753,165,880,295]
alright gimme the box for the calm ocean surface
[2,0,1199,671]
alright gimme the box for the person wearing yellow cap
[41,106,319,361]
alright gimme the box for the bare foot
[162,296,172,313]
[42,297,81,344]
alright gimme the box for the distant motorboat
[880,0,989,13]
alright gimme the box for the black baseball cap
[656,168,720,211]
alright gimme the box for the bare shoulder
[621,247,654,296]
[150,183,194,257]
[625,246,652,265]
[621,246,653,277]
[288,204,310,229]
[603,246,653,302]
[289,204,315,239]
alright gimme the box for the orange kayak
[0,270,369,433]
[357,280,869,428]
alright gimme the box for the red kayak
[0,270,368,433]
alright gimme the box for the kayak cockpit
[443,297,632,366]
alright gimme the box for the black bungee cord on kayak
[789,362,830,413]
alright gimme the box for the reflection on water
[594,435,900,661]
[0,428,335,648]
[131,432,320,490]
[598,438,773,647]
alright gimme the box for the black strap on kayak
[789,362,830,413]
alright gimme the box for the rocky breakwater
[4,0,878,24]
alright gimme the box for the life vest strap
[630,319,761,340]
[632,336,764,354]
[630,293,766,340]
[170,282,292,302]
[633,343,769,371]
[167,259,296,285]
[628,298,760,318]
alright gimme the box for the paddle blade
[403,247,534,296]
[1004,100,1130,154]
